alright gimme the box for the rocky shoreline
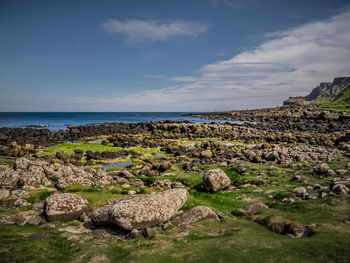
[0,105,350,262]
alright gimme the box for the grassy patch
[25,189,56,203]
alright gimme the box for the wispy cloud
[88,8,350,111]
[101,19,210,42]
[210,0,245,8]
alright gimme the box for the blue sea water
[0,112,238,131]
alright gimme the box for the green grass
[318,84,350,112]
[63,183,124,207]
[25,189,56,204]
[0,225,76,263]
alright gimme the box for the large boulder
[0,165,19,190]
[91,189,189,230]
[171,206,219,227]
[202,168,231,192]
[45,193,91,222]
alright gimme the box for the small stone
[128,190,136,195]
[25,215,43,226]
[32,200,45,212]
[14,199,31,208]
[39,223,56,230]
[314,163,330,174]
[126,229,141,239]
[332,184,349,195]
[245,203,268,215]
[293,187,307,197]
[0,189,10,199]
[142,227,157,239]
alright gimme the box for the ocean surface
[0,112,239,131]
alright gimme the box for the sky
[1,0,350,112]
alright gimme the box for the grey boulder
[45,193,91,222]
[203,168,231,192]
[91,189,189,230]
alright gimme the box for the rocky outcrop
[245,203,268,215]
[91,189,189,230]
[45,193,91,221]
[171,206,219,227]
[0,158,112,191]
[202,169,231,192]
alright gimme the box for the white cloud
[101,19,210,42]
[210,0,244,9]
[91,9,350,111]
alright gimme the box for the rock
[39,223,57,230]
[91,189,189,230]
[336,169,349,175]
[245,203,268,215]
[200,150,213,159]
[153,179,172,189]
[171,206,219,227]
[130,179,144,188]
[293,187,307,197]
[91,229,118,242]
[153,160,172,172]
[142,227,157,239]
[126,229,142,239]
[254,215,314,238]
[45,193,91,222]
[56,150,68,160]
[202,168,231,192]
[10,215,26,224]
[14,157,31,170]
[11,190,29,198]
[32,200,45,212]
[14,199,31,207]
[332,184,349,195]
[0,166,19,190]
[0,189,10,199]
[25,215,43,226]
[314,163,330,174]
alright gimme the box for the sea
[0,112,239,131]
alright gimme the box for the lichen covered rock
[91,189,189,230]
[202,168,231,192]
[45,193,91,222]
[171,206,219,227]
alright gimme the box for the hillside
[283,77,350,111]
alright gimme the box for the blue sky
[1,0,350,111]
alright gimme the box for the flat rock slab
[245,203,268,215]
[45,193,91,222]
[171,206,219,227]
[91,189,189,230]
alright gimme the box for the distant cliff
[283,77,350,108]
[305,77,350,101]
